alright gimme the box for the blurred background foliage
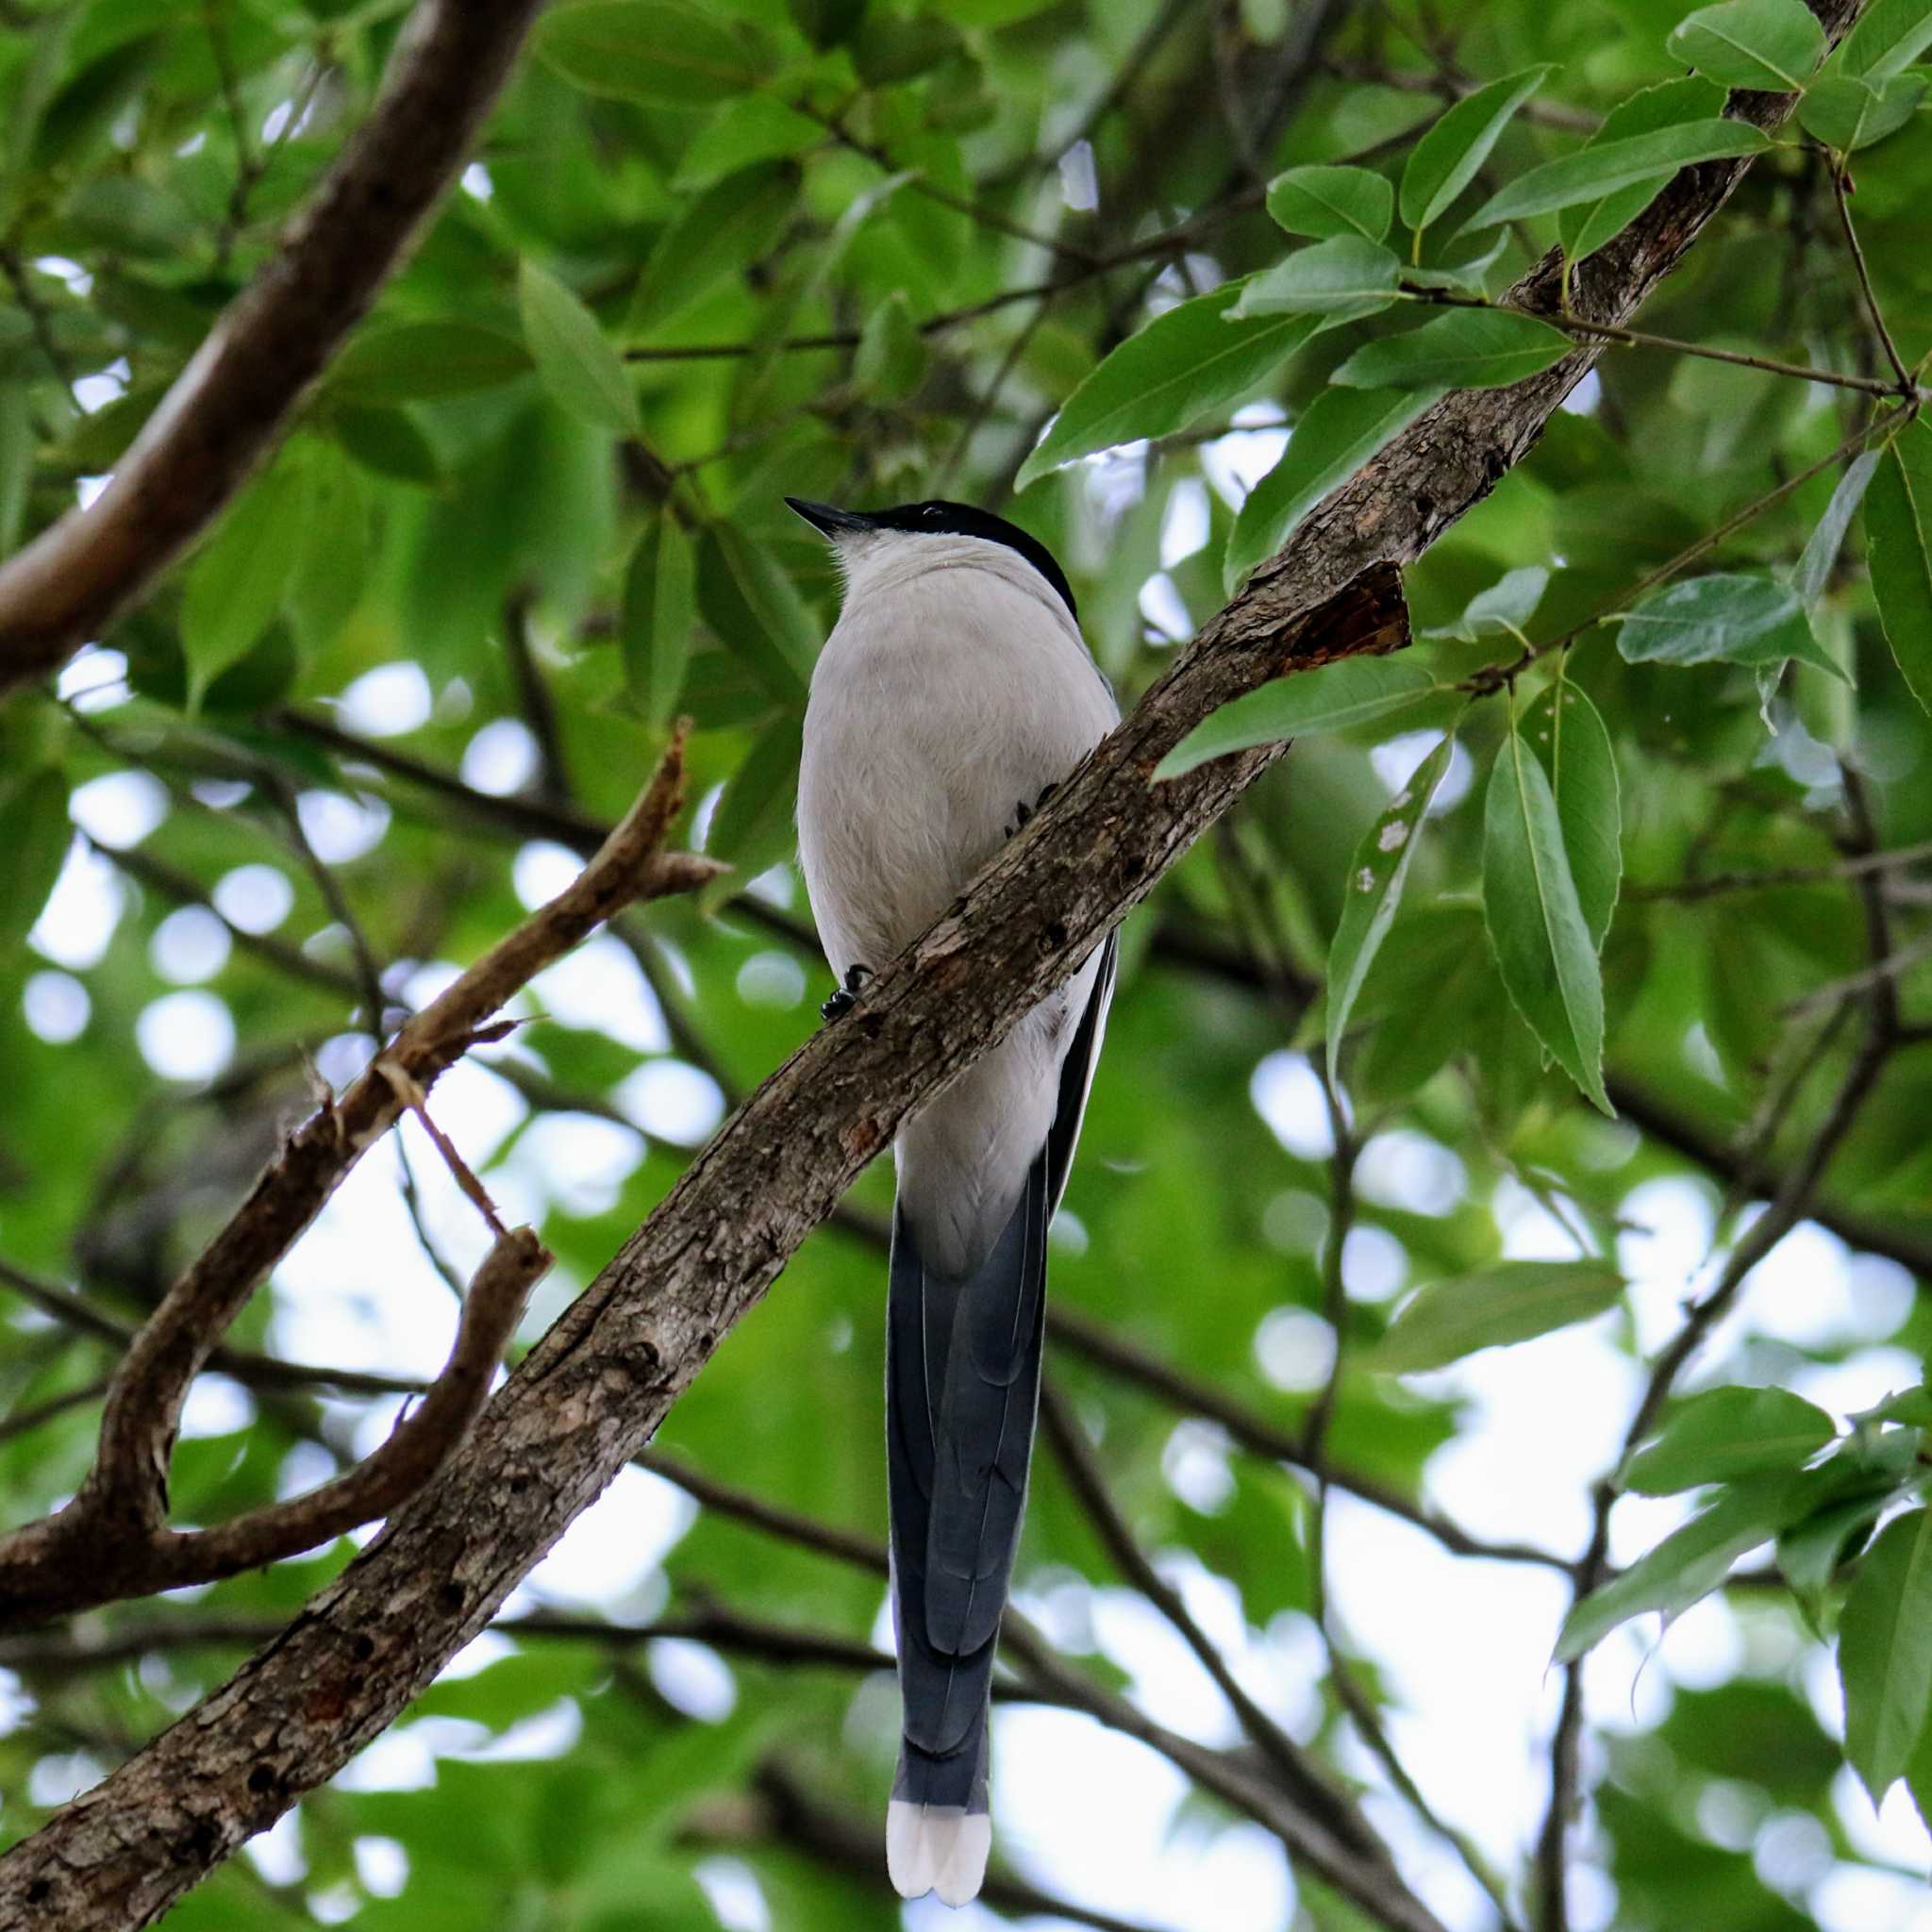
[3,0,1932,1928]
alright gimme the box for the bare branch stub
[0,1225,544,1624]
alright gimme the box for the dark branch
[0,0,549,693]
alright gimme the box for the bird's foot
[821,962,874,1022]
[1005,780,1059,839]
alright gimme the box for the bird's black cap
[784,496,1076,620]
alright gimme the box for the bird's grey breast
[797,553,1116,980]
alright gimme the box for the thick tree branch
[0,17,1860,1922]
[260,711,1932,1285]
[0,0,547,694]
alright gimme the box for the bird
[788,495,1119,1907]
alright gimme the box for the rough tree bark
[0,5,1862,1924]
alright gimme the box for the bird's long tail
[884,1151,1050,1907]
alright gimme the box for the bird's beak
[784,497,874,540]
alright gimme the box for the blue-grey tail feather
[886,1161,1045,1811]
[887,934,1118,1815]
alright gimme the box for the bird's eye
[923,504,942,520]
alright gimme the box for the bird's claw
[1006,780,1060,840]
[821,962,874,1022]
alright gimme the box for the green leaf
[630,163,798,337]
[1799,73,1929,150]
[330,321,531,404]
[1326,732,1456,1091]
[1624,1388,1837,1493]
[0,768,71,953]
[179,458,309,707]
[1616,574,1849,681]
[1557,77,1727,262]
[707,709,805,875]
[1224,385,1441,591]
[0,372,28,558]
[1426,564,1549,641]
[623,514,697,728]
[1556,1476,1801,1661]
[1015,284,1331,489]
[1154,658,1439,780]
[329,406,441,486]
[1332,308,1574,391]
[1865,423,1932,712]
[1615,568,1839,683]
[1835,0,1932,80]
[519,260,639,436]
[1466,122,1770,228]
[703,525,817,696]
[1398,233,1509,296]
[1915,1729,1932,1843]
[1862,1387,1932,1428]
[854,290,927,400]
[286,443,367,654]
[1840,1507,1932,1802]
[1266,164,1393,242]
[1371,1259,1624,1374]
[1666,0,1826,92]
[1793,449,1880,607]
[1227,236,1403,318]
[1356,905,1500,1100]
[536,0,772,104]
[1778,1482,1894,1616]
[1524,676,1621,953]
[673,94,821,189]
[1399,65,1555,232]
[1482,720,1610,1111]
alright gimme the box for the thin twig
[1421,288,1921,402]
[0,250,78,391]
[1472,403,1913,690]
[1829,159,1913,393]
[804,104,1089,264]
[1624,838,1932,899]
[1214,821,1524,1927]
[1039,1377,1389,1864]
[0,1379,113,1447]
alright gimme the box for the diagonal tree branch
[0,0,548,694]
[0,12,1864,1924]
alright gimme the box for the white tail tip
[887,1800,991,1907]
